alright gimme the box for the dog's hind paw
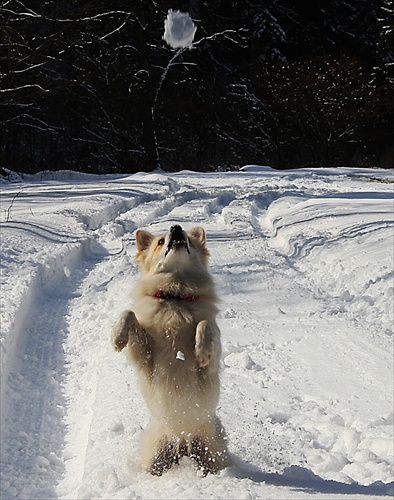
[111,310,138,351]
[195,320,213,368]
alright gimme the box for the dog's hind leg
[141,427,186,475]
[189,437,222,476]
[189,419,229,476]
[148,439,176,476]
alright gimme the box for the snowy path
[0,167,393,499]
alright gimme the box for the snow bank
[240,165,275,172]
[0,168,23,184]
[20,169,123,183]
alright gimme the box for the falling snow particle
[176,350,185,361]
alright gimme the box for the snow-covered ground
[0,166,393,499]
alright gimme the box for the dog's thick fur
[111,225,228,476]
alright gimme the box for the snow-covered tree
[0,0,390,172]
[380,0,394,101]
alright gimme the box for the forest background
[1,0,393,173]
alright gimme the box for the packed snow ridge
[0,166,393,499]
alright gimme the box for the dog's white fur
[111,225,228,475]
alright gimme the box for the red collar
[153,290,199,302]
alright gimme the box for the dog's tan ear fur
[189,227,206,247]
[136,230,154,252]
[189,227,209,266]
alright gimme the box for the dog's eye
[157,238,165,246]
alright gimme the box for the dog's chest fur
[135,304,216,429]
[148,305,200,381]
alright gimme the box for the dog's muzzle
[165,225,190,255]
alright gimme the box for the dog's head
[135,225,209,275]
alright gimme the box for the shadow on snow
[227,458,394,497]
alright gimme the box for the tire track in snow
[56,251,140,499]
[114,186,238,235]
[0,240,105,499]
[85,181,238,254]
[91,176,282,246]
[58,257,148,499]
[78,177,182,232]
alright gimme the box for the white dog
[112,225,228,475]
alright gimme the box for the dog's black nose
[166,225,190,254]
[170,225,183,237]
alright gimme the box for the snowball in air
[163,10,197,49]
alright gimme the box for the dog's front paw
[111,310,139,352]
[195,320,213,368]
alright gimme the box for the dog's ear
[136,229,154,251]
[189,227,206,247]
